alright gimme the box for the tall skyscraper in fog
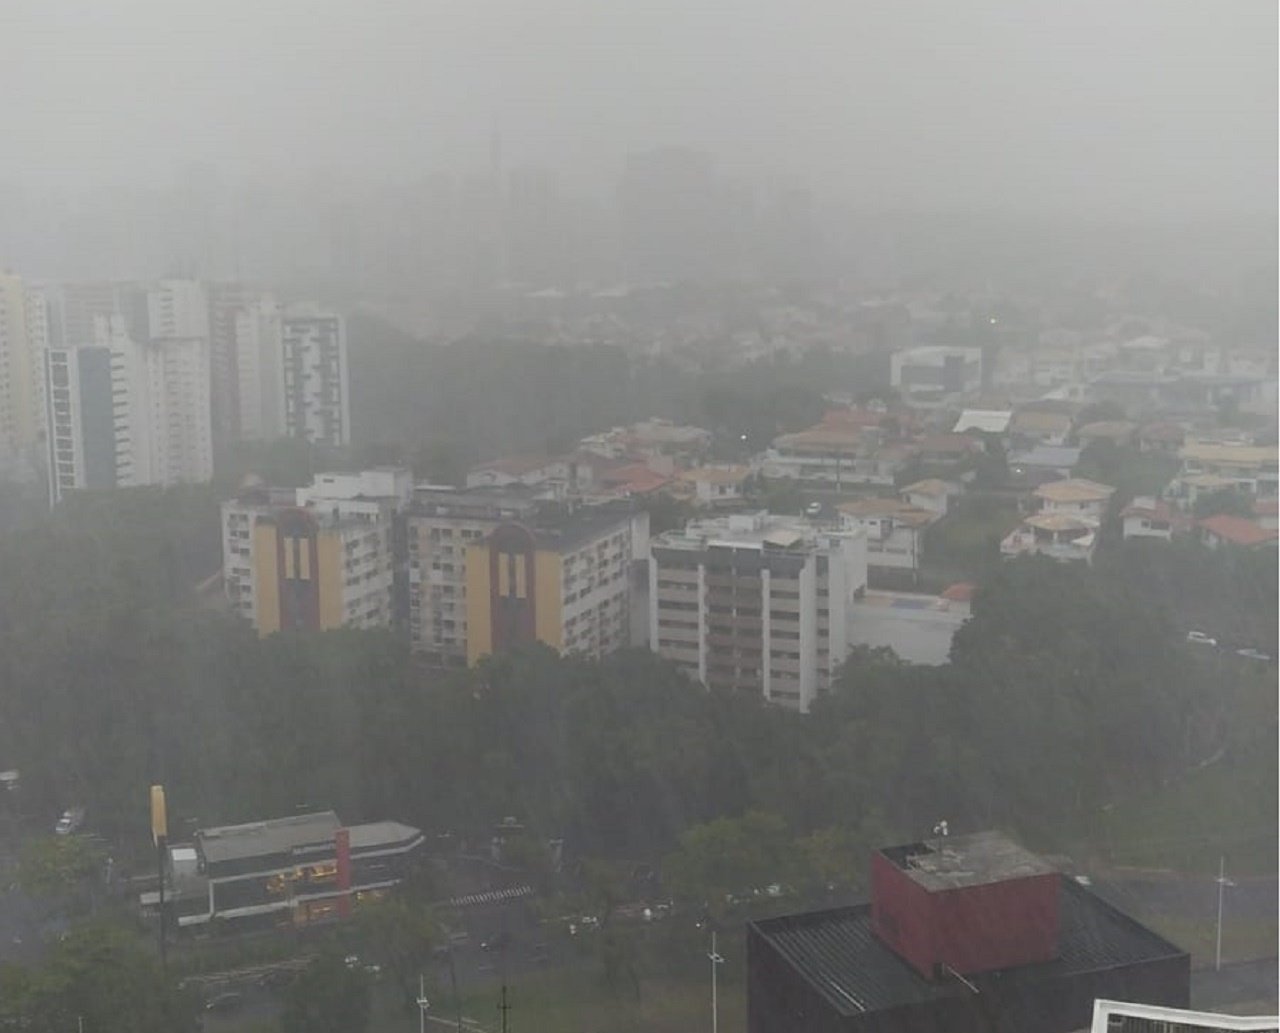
[0,272,50,465]
[618,147,728,283]
[280,308,350,447]
[44,313,212,503]
[234,296,283,442]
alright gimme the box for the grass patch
[1089,753,1278,877]
[370,965,744,1033]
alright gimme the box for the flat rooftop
[751,877,1186,1018]
[882,830,1058,891]
[196,811,341,865]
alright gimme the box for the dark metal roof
[750,877,1187,1017]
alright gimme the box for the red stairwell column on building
[335,828,352,918]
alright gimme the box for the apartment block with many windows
[649,512,867,712]
[406,487,542,664]
[463,503,650,665]
[222,468,411,635]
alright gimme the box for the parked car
[1235,648,1272,662]
[805,502,823,517]
[204,992,244,1013]
[1185,631,1217,647]
[54,807,85,836]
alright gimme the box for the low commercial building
[649,512,867,712]
[143,810,424,932]
[748,831,1189,1033]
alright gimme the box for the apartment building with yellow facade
[222,468,410,635]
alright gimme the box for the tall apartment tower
[234,296,284,442]
[0,272,50,464]
[281,308,349,447]
[144,336,213,484]
[44,345,116,502]
[207,282,267,449]
[45,315,144,502]
[44,315,212,502]
[146,280,210,340]
[649,512,867,713]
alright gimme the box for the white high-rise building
[649,512,867,713]
[0,272,49,465]
[102,314,149,489]
[144,336,213,484]
[234,297,284,441]
[45,314,213,502]
[147,280,210,340]
[281,308,350,447]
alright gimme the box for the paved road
[1091,871,1278,939]
[1192,957,1279,1012]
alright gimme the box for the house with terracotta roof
[678,464,752,508]
[1121,496,1189,542]
[1001,512,1100,564]
[597,462,672,498]
[760,425,914,488]
[839,497,937,572]
[1176,443,1279,499]
[940,581,975,617]
[1010,408,1074,446]
[1032,478,1116,521]
[1075,420,1138,448]
[1197,514,1280,551]
[914,433,983,467]
[465,455,558,490]
[1136,421,1185,453]
[899,478,960,518]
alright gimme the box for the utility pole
[150,786,168,988]
[416,973,429,1033]
[709,929,725,1033]
[498,983,511,1033]
[1215,855,1235,971]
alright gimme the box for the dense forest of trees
[344,311,886,474]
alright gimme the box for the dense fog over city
[3,0,1277,289]
[0,2,1275,1032]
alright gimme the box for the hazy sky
[3,0,1276,216]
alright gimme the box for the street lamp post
[708,930,725,1033]
[416,972,430,1033]
[1215,855,1235,972]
